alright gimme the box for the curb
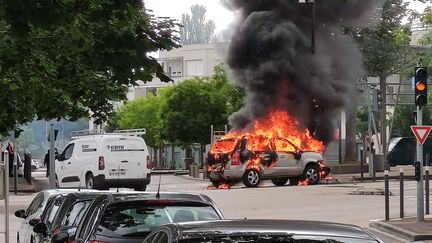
[151,170,189,175]
[370,220,432,241]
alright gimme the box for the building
[126,43,229,100]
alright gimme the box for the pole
[380,77,387,161]
[425,166,429,215]
[385,170,389,220]
[416,106,425,221]
[338,115,342,164]
[49,125,56,189]
[4,151,10,243]
[400,168,404,218]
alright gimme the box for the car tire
[134,185,147,191]
[210,179,221,188]
[243,169,261,188]
[85,173,95,189]
[302,164,320,185]
[55,174,60,188]
[271,178,288,186]
[31,165,37,172]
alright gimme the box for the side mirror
[33,222,48,237]
[29,218,40,226]
[14,210,27,219]
[52,232,70,243]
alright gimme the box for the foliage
[16,126,36,151]
[181,4,216,45]
[0,0,180,134]
[116,93,166,148]
[350,0,413,78]
[393,105,432,137]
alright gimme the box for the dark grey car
[143,219,384,243]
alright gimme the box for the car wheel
[85,173,95,189]
[271,178,288,186]
[389,161,396,167]
[17,233,20,243]
[302,165,320,185]
[243,169,261,188]
[134,185,147,191]
[31,165,37,172]
[210,179,221,188]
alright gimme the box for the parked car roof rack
[70,128,146,139]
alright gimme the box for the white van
[55,129,152,191]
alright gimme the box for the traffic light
[415,161,421,181]
[415,67,428,106]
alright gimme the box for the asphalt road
[2,171,425,242]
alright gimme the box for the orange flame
[218,183,230,189]
[298,179,310,186]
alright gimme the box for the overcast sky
[145,0,428,35]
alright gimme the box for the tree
[0,0,180,134]
[16,126,37,152]
[116,94,166,165]
[181,4,216,45]
[350,0,412,160]
[393,105,432,137]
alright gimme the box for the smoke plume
[223,0,384,144]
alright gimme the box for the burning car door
[273,138,302,176]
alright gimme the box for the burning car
[207,135,330,188]
[207,111,330,188]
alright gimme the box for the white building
[127,43,229,100]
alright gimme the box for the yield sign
[411,126,432,145]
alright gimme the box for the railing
[71,128,146,139]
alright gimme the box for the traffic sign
[411,125,432,145]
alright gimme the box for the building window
[185,60,204,76]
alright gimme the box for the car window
[45,197,64,227]
[247,136,272,151]
[63,201,90,227]
[62,143,75,160]
[274,138,296,152]
[97,204,219,238]
[26,193,44,216]
[75,196,108,242]
[145,231,169,243]
[210,139,238,154]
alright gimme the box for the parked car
[53,192,224,243]
[143,219,384,243]
[32,191,106,243]
[15,189,87,243]
[207,136,330,187]
[386,137,432,166]
[55,130,152,191]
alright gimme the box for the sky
[145,0,428,35]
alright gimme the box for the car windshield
[179,235,378,243]
[97,203,220,238]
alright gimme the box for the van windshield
[388,138,402,152]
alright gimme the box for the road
[1,171,424,242]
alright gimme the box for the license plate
[109,171,126,176]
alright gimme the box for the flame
[215,111,324,154]
[218,183,230,189]
[298,179,310,186]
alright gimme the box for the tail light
[146,155,152,169]
[98,156,105,170]
[231,151,241,166]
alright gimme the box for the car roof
[43,189,100,196]
[173,220,377,241]
[109,191,212,204]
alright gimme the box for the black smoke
[223,0,384,144]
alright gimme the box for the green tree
[181,4,216,45]
[350,0,412,159]
[393,105,432,137]
[0,0,180,134]
[16,127,37,152]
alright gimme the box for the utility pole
[380,77,387,161]
[49,125,56,189]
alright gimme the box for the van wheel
[85,173,95,189]
[243,169,261,188]
[271,178,288,186]
[302,165,320,185]
[134,185,147,191]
